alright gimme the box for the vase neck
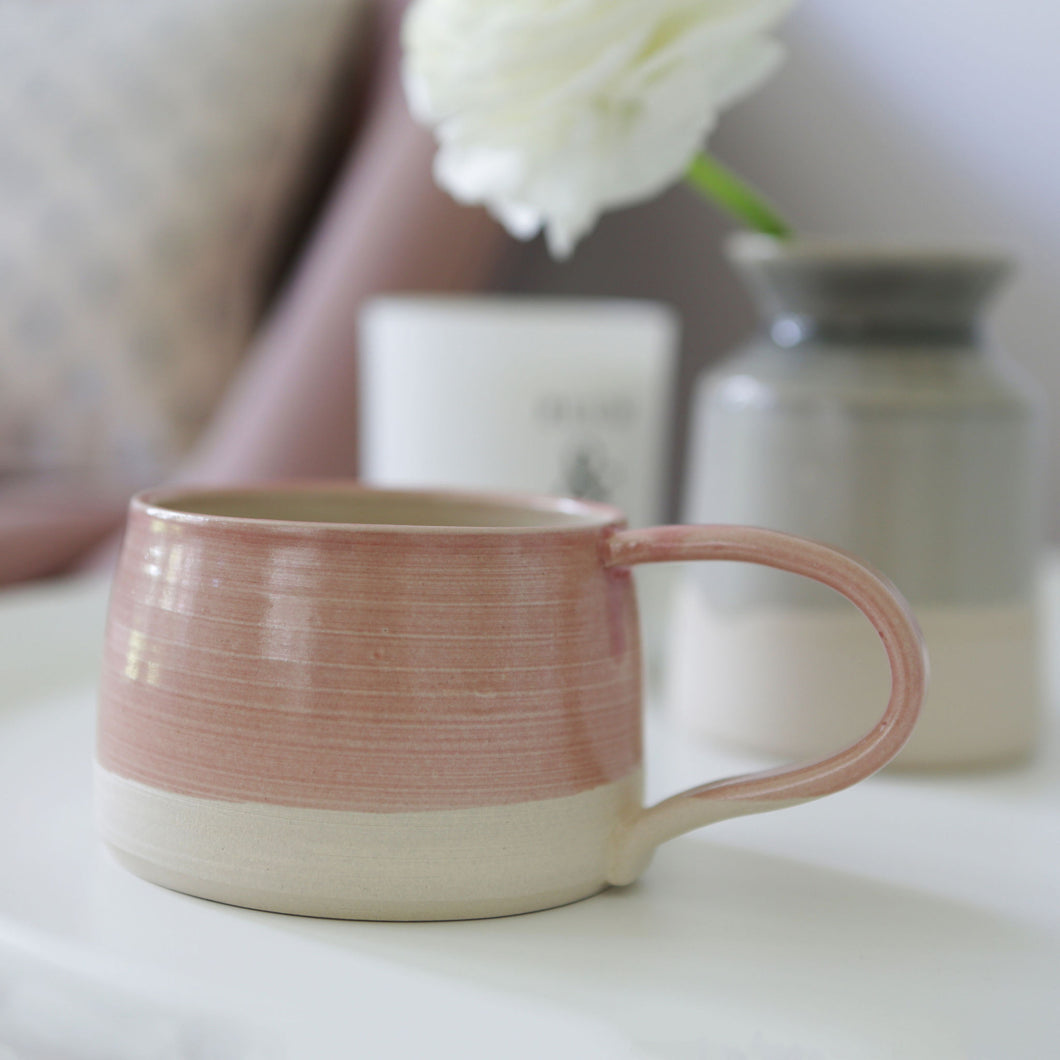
[727,237,1011,350]
[766,313,977,348]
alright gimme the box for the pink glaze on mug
[95,484,926,920]
[99,493,641,812]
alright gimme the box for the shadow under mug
[95,484,927,921]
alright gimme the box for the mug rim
[131,482,626,534]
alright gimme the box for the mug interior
[140,486,619,530]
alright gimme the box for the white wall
[504,0,1060,532]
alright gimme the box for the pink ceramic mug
[95,484,926,921]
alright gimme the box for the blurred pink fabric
[0,0,504,586]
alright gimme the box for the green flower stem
[685,152,791,238]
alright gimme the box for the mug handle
[603,524,928,885]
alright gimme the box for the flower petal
[403,0,794,256]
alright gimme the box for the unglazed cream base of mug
[95,765,644,921]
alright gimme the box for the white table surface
[1,572,1058,1059]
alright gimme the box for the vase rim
[727,233,1010,271]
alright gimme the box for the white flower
[402,0,794,258]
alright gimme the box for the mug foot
[95,763,642,921]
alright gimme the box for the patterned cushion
[0,0,367,482]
